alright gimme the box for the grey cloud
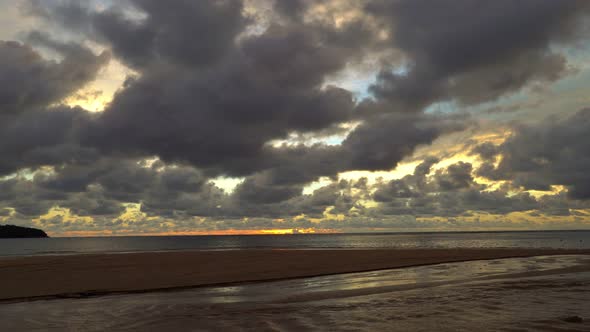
[0,34,108,175]
[1,158,216,218]
[95,0,246,69]
[343,111,468,171]
[366,0,589,110]
[233,172,304,204]
[373,161,540,217]
[29,0,246,69]
[2,0,589,232]
[66,186,126,216]
[0,39,108,114]
[0,106,98,175]
[470,142,500,161]
[0,178,55,216]
[486,108,590,199]
[78,19,364,178]
[436,162,475,191]
[226,177,367,219]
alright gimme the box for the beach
[1,248,589,301]
[1,251,589,331]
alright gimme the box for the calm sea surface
[1,231,589,256]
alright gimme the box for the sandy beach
[1,253,590,331]
[1,248,589,301]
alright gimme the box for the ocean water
[0,230,589,256]
[2,255,589,331]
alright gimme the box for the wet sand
[1,255,589,331]
[1,248,589,301]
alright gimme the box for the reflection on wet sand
[1,255,589,331]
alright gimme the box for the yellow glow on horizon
[259,228,319,234]
[51,228,340,237]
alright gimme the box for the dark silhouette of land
[0,225,48,238]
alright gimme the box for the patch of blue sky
[327,63,411,104]
[551,65,590,94]
[547,42,590,93]
[561,39,590,66]
[327,71,377,102]
[424,101,457,114]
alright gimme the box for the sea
[1,230,589,256]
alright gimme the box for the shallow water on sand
[1,255,589,331]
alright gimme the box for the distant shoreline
[0,225,48,239]
[1,248,589,303]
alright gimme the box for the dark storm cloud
[372,161,540,217]
[0,157,216,218]
[342,111,468,171]
[79,20,366,177]
[140,181,227,219]
[93,0,246,69]
[2,0,590,231]
[366,0,589,110]
[0,178,55,216]
[0,33,108,175]
[226,177,367,219]
[65,186,126,216]
[470,142,500,161]
[436,162,475,191]
[233,172,304,204]
[0,106,98,175]
[27,0,385,181]
[482,108,590,199]
[224,110,469,196]
[36,158,210,204]
[26,0,580,181]
[0,38,108,113]
[28,0,246,69]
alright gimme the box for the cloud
[0,38,109,114]
[0,0,589,233]
[470,142,500,161]
[373,160,543,217]
[0,106,98,175]
[484,108,590,199]
[367,0,589,109]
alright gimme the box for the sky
[2,0,590,236]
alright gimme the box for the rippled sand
[1,255,589,331]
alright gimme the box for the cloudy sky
[2,0,590,236]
